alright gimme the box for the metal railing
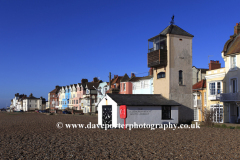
[220,92,240,102]
[208,89,223,100]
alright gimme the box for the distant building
[22,93,46,111]
[192,66,208,85]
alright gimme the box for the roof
[86,82,99,90]
[120,74,130,82]
[139,75,153,80]
[200,69,208,73]
[192,80,206,90]
[107,94,180,106]
[128,76,142,82]
[160,24,194,37]
[225,34,240,55]
[149,24,194,40]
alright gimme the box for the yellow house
[205,61,226,123]
[192,80,207,122]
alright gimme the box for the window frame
[162,106,171,120]
[179,70,183,85]
[157,72,165,79]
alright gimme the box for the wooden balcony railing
[147,49,167,68]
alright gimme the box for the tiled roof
[120,74,130,82]
[107,94,180,106]
[139,75,153,80]
[192,80,206,90]
[225,34,240,55]
[86,82,99,90]
[160,24,194,37]
[149,24,193,40]
[128,76,142,82]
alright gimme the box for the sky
[0,0,239,108]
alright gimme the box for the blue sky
[0,0,239,108]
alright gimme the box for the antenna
[208,55,213,64]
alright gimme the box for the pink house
[76,79,88,110]
[119,73,132,94]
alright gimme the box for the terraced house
[205,61,225,123]
[220,22,240,123]
[48,85,61,110]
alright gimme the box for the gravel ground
[0,112,240,159]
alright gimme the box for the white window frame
[210,104,223,123]
[230,55,237,69]
[230,78,238,93]
[204,92,206,106]
[209,81,222,95]
[124,83,126,91]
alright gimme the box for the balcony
[147,49,167,68]
[208,89,222,101]
[193,100,202,109]
[220,92,240,102]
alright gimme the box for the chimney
[93,77,98,82]
[81,79,88,84]
[29,93,33,97]
[234,22,240,35]
[149,68,153,76]
[55,85,59,89]
[114,75,118,79]
[209,60,221,70]
[131,73,135,77]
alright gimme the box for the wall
[168,34,193,122]
[98,94,118,127]
[116,106,179,125]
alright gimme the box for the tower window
[157,72,165,79]
[179,70,183,85]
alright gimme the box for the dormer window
[230,55,237,69]
[86,89,89,94]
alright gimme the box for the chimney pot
[131,73,135,77]
[209,60,221,70]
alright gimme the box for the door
[102,105,112,126]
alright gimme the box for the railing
[147,49,167,68]
[208,89,222,100]
[220,92,240,102]
[194,100,202,108]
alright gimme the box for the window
[114,84,117,88]
[179,70,183,85]
[35,100,37,103]
[86,89,89,94]
[231,78,237,93]
[76,100,78,104]
[210,104,223,123]
[124,83,126,91]
[35,105,37,108]
[162,106,171,119]
[74,100,75,104]
[209,82,218,95]
[231,55,237,69]
[29,105,31,107]
[104,87,107,95]
[157,72,165,79]
[204,92,206,106]
[194,108,198,121]
[53,95,54,97]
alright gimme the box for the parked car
[62,111,71,114]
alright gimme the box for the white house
[98,94,180,128]
[22,94,44,111]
